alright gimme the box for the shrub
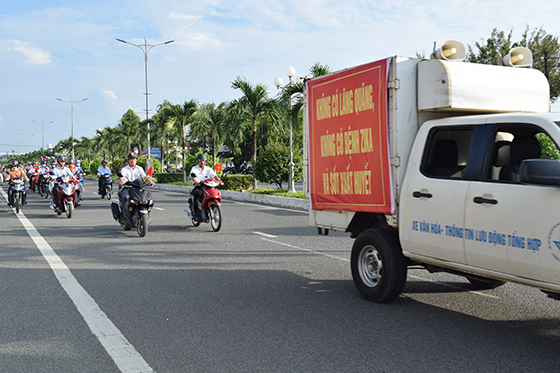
[156,172,184,183]
[112,158,125,173]
[222,174,252,191]
[254,143,303,190]
[138,157,161,174]
[90,158,102,175]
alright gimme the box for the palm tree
[162,99,198,182]
[229,76,281,189]
[74,136,95,164]
[119,109,144,154]
[150,110,171,170]
[189,102,227,165]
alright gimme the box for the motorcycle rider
[97,159,112,194]
[50,156,76,209]
[189,153,223,218]
[118,152,154,222]
[68,159,84,202]
[6,160,28,207]
[28,161,40,191]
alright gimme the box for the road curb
[85,177,309,211]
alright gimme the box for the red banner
[307,58,392,213]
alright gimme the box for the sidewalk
[85,177,309,211]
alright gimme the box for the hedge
[156,172,184,183]
[222,174,253,191]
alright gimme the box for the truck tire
[466,276,505,289]
[351,229,407,303]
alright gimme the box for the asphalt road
[1,180,559,372]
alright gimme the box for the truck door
[464,123,560,284]
[400,125,477,264]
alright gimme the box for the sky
[1,0,560,155]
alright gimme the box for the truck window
[488,126,560,182]
[422,128,474,179]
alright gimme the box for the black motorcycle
[99,174,113,200]
[8,178,25,213]
[111,179,154,237]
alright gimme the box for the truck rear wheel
[351,229,407,303]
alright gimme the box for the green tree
[74,136,95,164]
[468,26,560,102]
[228,76,281,189]
[162,99,198,182]
[189,102,227,165]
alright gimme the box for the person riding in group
[97,159,112,194]
[50,156,76,209]
[28,161,40,191]
[118,152,154,222]
[189,153,223,218]
[5,160,28,207]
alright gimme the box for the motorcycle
[38,173,52,198]
[53,174,78,218]
[29,171,39,193]
[72,172,83,202]
[8,178,25,213]
[99,174,113,200]
[111,179,154,237]
[186,177,223,232]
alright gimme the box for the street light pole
[33,120,53,150]
[274,66,302,193]
[18,133,34,153]
[116,37,174,159]
[56,97,87,160]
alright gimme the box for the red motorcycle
[53,174,79,218]
[29,170,39,192]
[186,178,222,231]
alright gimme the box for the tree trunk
[252,126,257,189]
[182,135,187,183]
[212,129,217,166]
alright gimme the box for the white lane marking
[0,188,154,373]
[261,235,499,299]
[153,207,165,211]
[260,237,349,262]
[252,231,278,238]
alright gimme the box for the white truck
[303,41,560,302]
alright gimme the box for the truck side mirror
[519,159,560,186]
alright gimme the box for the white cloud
[7,40,52,65]
[168,12,203,21]
[104,90,117,100]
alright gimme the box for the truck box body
[305,57,550,231]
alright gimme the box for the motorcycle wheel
[14,194,20,214]
[64,201,73,219]
[39,185,44,198]
[209,205,222,232]
[107,187,112,200]
[137,214,149,237]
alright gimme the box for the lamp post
[116,37,174,159]
[18,133,34,154]
[56,97,87,160]
[274,66,303,193]
[33,120,53,150]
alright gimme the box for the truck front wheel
[351,229,407,303]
